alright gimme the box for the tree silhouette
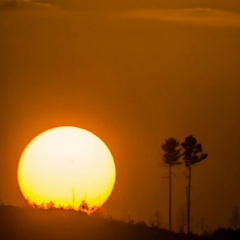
[230,206,240,230]
[162,137,182,232]
[181,135,207,236]
[177,204,187,233]
[46,201,56,210]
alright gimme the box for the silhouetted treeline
[0,206,240,240]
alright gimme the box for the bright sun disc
[18,126,116,214]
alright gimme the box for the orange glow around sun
[18,126,116,214]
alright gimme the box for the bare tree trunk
[169,164,172,232]
[187,165,192,237]
[72,188,75,209]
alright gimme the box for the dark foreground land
[0,206,239,240]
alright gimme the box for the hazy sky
[1,0,240,232]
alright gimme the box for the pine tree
[181,135,207,235]
[162,137,182,231]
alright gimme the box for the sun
[18,126,116,214]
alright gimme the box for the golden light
[18,126,116,214]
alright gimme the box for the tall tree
[162,137,182,232]
[177,204,187,233]
[181,135,207,235]
[229,206,240,230]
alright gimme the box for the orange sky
[0,0,240,232]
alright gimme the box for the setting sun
[18,127,116,214]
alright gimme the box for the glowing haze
[18,127,116,213]
[1,0,240,231]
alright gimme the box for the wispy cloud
[120,8,240,28]
[0,0,61,11]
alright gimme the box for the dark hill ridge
[0,205,239,240]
